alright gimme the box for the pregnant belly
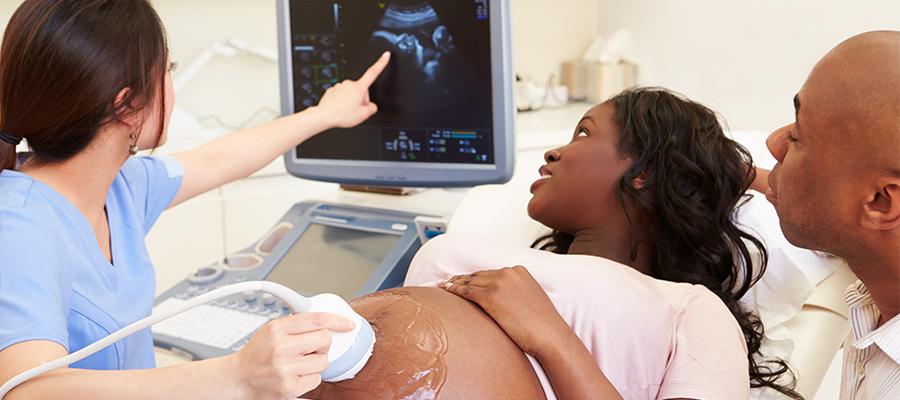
[304,287,546,399]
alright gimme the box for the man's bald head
[766,30,900,264]
[804,30,899,174]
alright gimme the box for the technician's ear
[861,178,900,231]
[112,87,143,127]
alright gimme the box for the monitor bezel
[276,0,514,187]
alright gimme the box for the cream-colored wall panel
[511,0,597,83]
[594,0,900,131]
[146,190,225,296]
[153,0,281,132]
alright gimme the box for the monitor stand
[339,184,423,196]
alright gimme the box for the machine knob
[261,293,276,307]
[186,265,224,285]
[243,291,258,303]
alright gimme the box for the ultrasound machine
[150,0,514,362]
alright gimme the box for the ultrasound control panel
[152,201,425,360]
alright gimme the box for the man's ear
[861,178,900,231]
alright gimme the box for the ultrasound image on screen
[289,0,494,164]
[363,2,472,113]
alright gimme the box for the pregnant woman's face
[303,287,545,400]
[527,102,636,235]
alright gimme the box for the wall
[594,0,900,131]
[510,0,596,83]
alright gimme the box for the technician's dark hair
[0,0,169,172]
[533,87,803,398]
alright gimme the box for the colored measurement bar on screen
[450,131,478,139]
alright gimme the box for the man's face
[765,64,862,253]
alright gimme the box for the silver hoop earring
[129,130,138,156]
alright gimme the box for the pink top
[404,234,749,400]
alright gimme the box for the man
[764,31,900,399]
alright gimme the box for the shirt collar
[845,280,875,308]
[846,280,900,365]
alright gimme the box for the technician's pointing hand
[228,312,354,399]
[317,51,391,129]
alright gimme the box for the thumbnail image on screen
[289,0,494,164]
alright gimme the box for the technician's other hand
[230,312,354,400]
[440,266,569,356]
[317,51,391,128]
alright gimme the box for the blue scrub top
[0,156,183,370]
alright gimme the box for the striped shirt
[840,280,900,400]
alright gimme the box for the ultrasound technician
[0,1,390,398]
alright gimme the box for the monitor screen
[277,0,513,187]
[290,0,493,164]
[265,224,400,299]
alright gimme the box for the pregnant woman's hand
[440,266,570,356]
[442,268,624,399]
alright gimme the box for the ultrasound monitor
[276,0,514,187]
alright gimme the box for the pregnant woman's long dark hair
[534,88,803,398]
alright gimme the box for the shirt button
[855,362,865,375]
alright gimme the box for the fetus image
[361,1,473,113]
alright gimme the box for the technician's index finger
[358,51,391,87]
